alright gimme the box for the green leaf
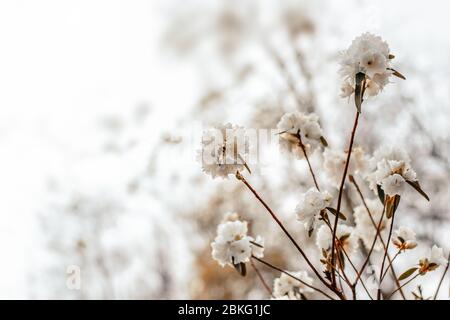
[377,184,385,205]
[406,180,430,201]
[325,207,347,220]
[233,262,247,277]
[354,72,366,113]
[398,267,418,281]
[386,194,401,219]
[320,136,328,147]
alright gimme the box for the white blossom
[392,226,417,251]
[277,112,323,159]
[339,33,395,98]
[323,147,368,188]
[273,271,314,299]
[198,123,249,179]
[211,218,264,267]
[366,146,418,196]
[354,199,388,251]
[295,188,332,233]
[316,224,359,255]
[419,245,448,274]
[429,245,448,266]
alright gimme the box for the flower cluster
[323,147,368,188]
[198,123,249,179]
[367,146,418,197]
[392,226,417,252]
[211,214,264,268]
[339,33,395,98]
[276,112,324,159]
[295,188,332,234]
[272,271,314,300]
[316,224,358,255]
[418,245,448,275]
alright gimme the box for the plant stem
[330,111,360,286]
[297,133,320,191]
[387,273,419,300]
[377,209,397,300]
[433,253,450,299]
[252,256,337,300]
[236,172,345,299]
[250,258,273,297]
[350,177,406,299]
[381,250,401,282]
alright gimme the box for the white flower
[323,147,368,188]
[366,146,418,196]
[251,235,265,259]
[392,226,417,251]
[430,245,448,266]
[198,123,249,179]
[295,188,332,233]
[419,245,448,274]
[354,199,388,251]
[316,224,359,255]
[273,271,314,299]
[277,112,323,159]
[211,219,264,267]
[339,33,395,98]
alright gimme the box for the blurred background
[0,0,449,299]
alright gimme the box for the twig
[387,273,419,300]
[236,173,335,290]
[350,177,406,299]
[250,258,273,297]
[433,254,450,299]
[381,250,401,282]
[252,256,336,300]
[331,111,360,285]
[297,133,320,191]
[377,209,397,300]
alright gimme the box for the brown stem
[331,111,360,285]
[250,258,273,296]
[236,172,345,299]
[251,256,336,300]
[377,209,397,300]
[381,250,401,282]
[297,133,320,191]
[350,177,406,299]
[433,253,450,299]
[387,273,419,300]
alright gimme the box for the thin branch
[252,256,336,300]
[377,209,397,300]
[433,254,450,299]
[331,111,360,285]
[381,250,401,282]
[235,172,345,299]
[350,176,406,299]
[387,273,419,300]
[297,133,320,191]
[250,258,273,297]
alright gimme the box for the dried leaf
[354,72,365,113]
[233,262,247,277]
[377,184,385,205]
[325,207,347,220]
[398,267,418,281]
[320,136,328,147]
[386,194,401,219]
[388,68,406,80]
[406,180,430,201]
